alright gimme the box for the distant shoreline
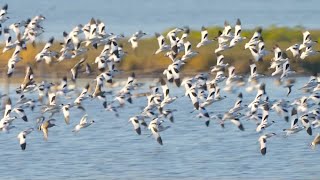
[0,26,320,80]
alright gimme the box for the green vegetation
[1,26,320,78]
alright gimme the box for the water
[0,77,319,179]
[6,0,320,39]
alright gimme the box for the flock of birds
[0,4,320,155]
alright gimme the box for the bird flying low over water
[310,133,320,149]
[73,114,94,133]
[17,128,33,150]
[38,118,56,141]
[0,4,320,158]
[148,118,164,145]
[259,133,276,155]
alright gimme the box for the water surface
[0,77,319,179]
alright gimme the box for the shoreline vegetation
[1,26,320,80]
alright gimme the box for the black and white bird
[196,26,212,48]
[128,116,142,135]
[154,33,170,54]
[128,30,147,49]
[181,41,198,61]
[286,44,301,58]
[13,107,28,122]
[300,46,320,60]
[258,133,276,155]
[283,107,303,136]
[245,27,262,49]
[229,19,246,48]
[300,114,312,136]
[0,4,9,24]
[256,104,274,132]
[148,118,163,145]
[17,128,33,150]
[35,37,57,64]
[196,106,211,127]
[299,31,317,50]
[62,104,71,125]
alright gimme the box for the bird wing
[62,106,70,125]
[230,118,244,131]
[303,31,311,43]
[21,65,34,89]
[42,127,48,141]
[43,37,54,51]
[130,117,141,135]
[13,108,28,122]
[4,98,12,118]
[189,89,199,110]
[151,126,163,145]
[160,78,169,98]
[290,108,298,128]
[80,114,88,125]
[234,19,242,36]
[201,28,208,41]
[259,136,267,155]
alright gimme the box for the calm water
[6,0,320,39]
[0,77,319,179]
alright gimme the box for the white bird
[286,44,301,58]
[196,106,211,127]
[300,114,312,136]
[245,27,262,49]
[166,27,183,45]
[62,104,71,125]
[256,104,274,132]
[248,63,263,82]
[186,86,200,110]
[13,107,28,122]
[154,33,170,54]
[310,133,320,149]
[229,93,244,113]
[280,60,295,80]
[258,133,276,155]
[73,114,95,133]
[210,54,229,73]
[229,19,246,48]
[17,128,33,150]
[221,20,233,41]
[225,66,242,86]
[35,37,57,64]
[248,38,268,62]
[300,46,320,60]
[148,118,163,145]
[0,4,9,23]
[300,75,318,91]
[181,41,198,61]
[177,26,190,51]
[271,64,282,77]
[196,26,212,48]
[128,30,146,49]
[283,107,303,136]
[300,31,317,50]
[163,60,184,87]
[128,116,141,135]
[222,112,245,131]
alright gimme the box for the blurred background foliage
[1,26,320,78]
